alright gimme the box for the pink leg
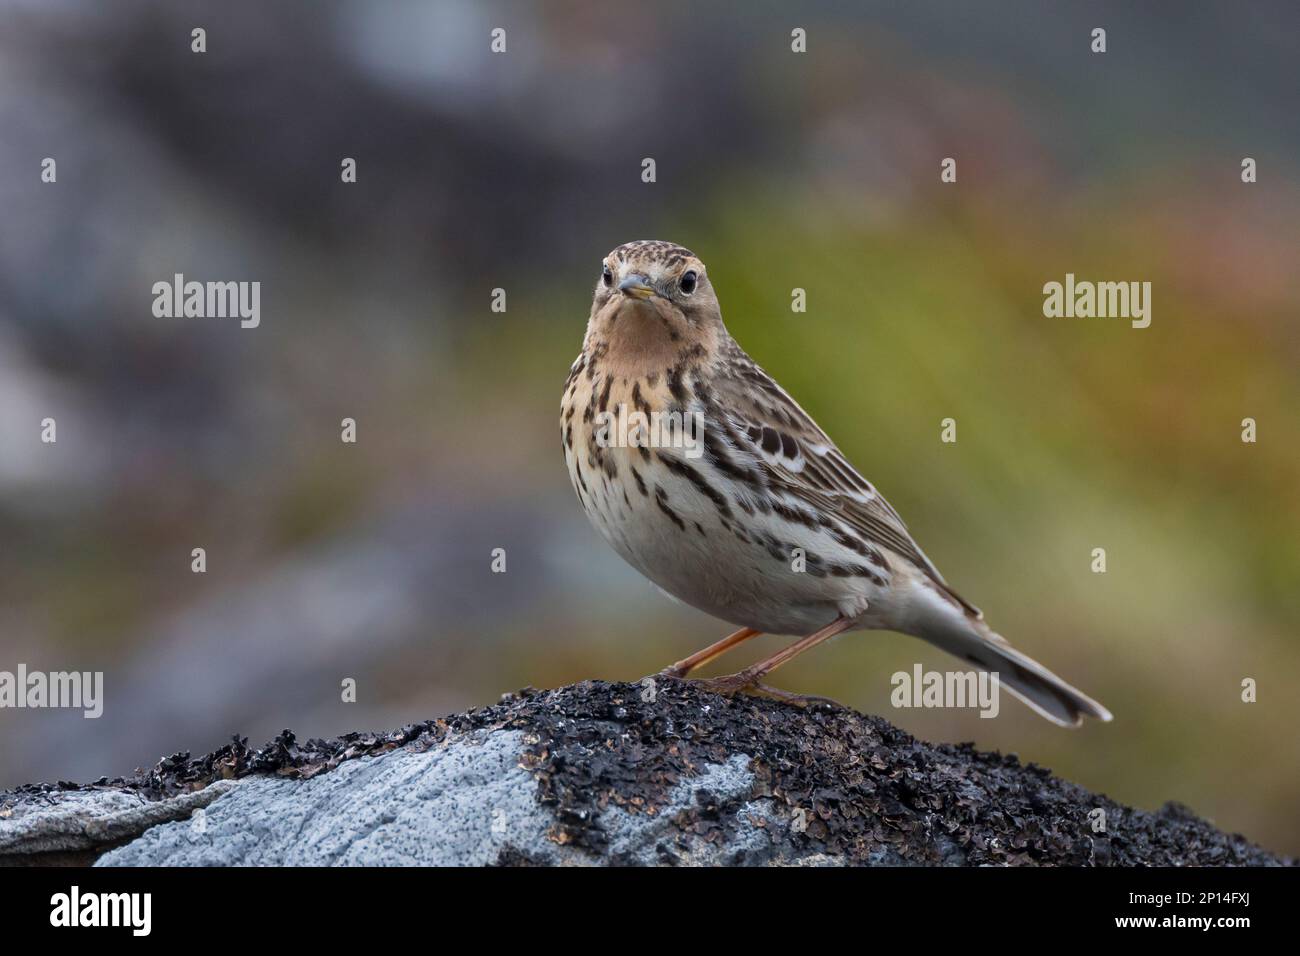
[660,627,761,679]
[694,616,856,697]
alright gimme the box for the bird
[561,239,1112,726]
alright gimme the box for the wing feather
[709,340,980,616]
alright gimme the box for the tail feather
[908,584,1112,727]
[959,627,1112,727]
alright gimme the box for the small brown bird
[561,240,1111,726]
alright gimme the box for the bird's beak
[618,274,656,300]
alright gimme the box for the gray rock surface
[2,680,1290,866]
[97,735,771,866]
[0,782,237,865]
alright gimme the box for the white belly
[567,441,891,637]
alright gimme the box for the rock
[0,782,237,866]
[0,680,1289,866]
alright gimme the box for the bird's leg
[659,627,761,679]
[694,616,856,697]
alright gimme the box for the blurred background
[1,1,1297,855]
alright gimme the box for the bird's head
[589,240,722,341]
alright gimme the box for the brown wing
[709,339,981,616]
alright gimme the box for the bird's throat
[589,296,715,380]
[594,298,683,375]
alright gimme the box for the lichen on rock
[0,679,1288,866]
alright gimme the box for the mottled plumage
[561,240,1111,726]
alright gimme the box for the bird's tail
[906,583,1112,727]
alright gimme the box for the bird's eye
[601,264,613,287]
[679,270,698,295]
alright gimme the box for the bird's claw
[688,672,840,709]
[750,683,842,709]
[691,671,761,697]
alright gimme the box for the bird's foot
[690,669,759,697]
[750,683,842,709]
[689,671,840,709]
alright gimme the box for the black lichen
[3,679,1288,866]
